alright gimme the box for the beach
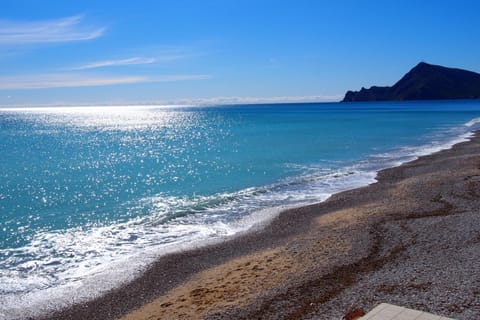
[3,2,480,319]
[40,131,480,320]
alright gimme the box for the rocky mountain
[343,62,480,102]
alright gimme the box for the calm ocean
[1,101,480,318]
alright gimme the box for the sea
[1,100,480,318]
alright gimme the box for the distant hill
[342,62,480,102]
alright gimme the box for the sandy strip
[45,132,480,320]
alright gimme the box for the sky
[1,0,480,106]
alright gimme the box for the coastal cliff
[343,62,480,102]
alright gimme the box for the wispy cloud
[70,53,191,70]
[71,57,157,70]
[0,74,210,90]
[0,15,105,45]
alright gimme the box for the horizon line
[0,95,343,108]
[0,101,342,110]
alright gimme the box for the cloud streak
[71,57,157,70]
[70,52,191,70]
[0,15,105,45]
[0,74,210,90]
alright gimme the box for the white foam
[465,117,480,127]
[369,131,473,171]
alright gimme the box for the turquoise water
[1,100,480,318]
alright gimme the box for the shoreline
[42,131,480,320]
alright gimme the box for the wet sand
[45,132,480,320]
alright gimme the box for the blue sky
[1,0,480,106]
